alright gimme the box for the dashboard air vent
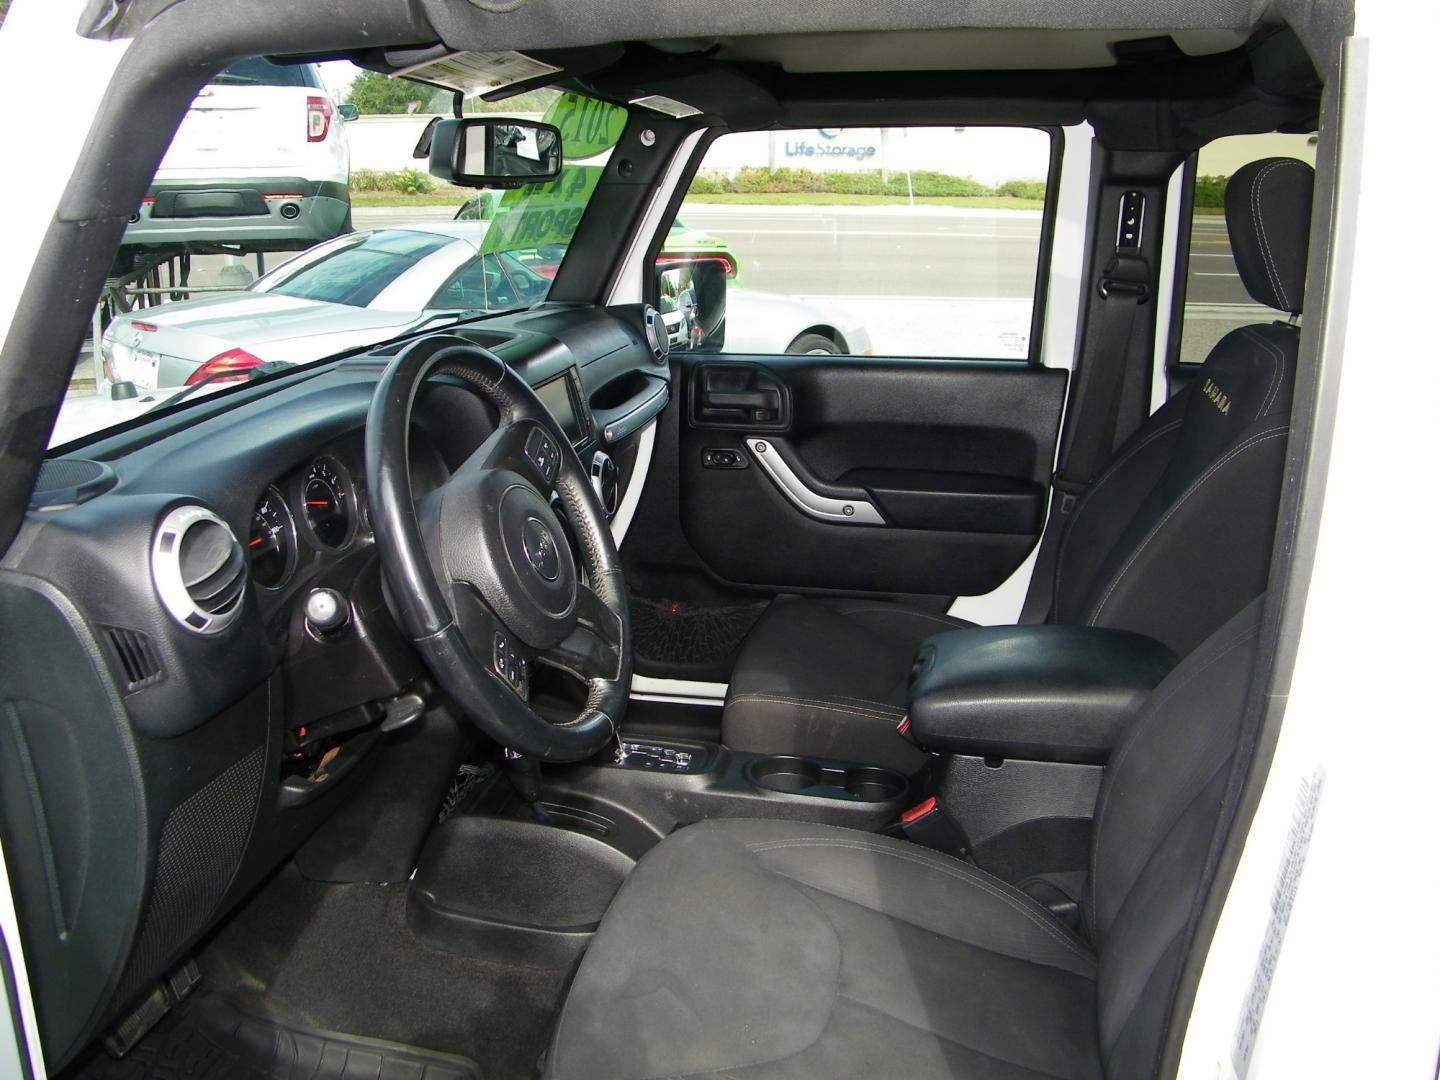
[102,626,163,691]
[151,505,246,635]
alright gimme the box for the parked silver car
[102,223,872,391]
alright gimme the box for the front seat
[723,157,1313,772]
[547,601,1265,1080]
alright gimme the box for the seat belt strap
[1020,215,1153,623]
[1054,246,1151,494]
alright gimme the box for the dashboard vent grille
[151,505,246,634]
[102,626,163,691]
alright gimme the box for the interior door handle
[745,438,885,525]
[704,390,779,410]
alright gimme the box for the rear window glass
[267,231,452,307]
[212,58,317,89]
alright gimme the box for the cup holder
[747,755,907,803]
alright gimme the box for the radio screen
[535,374,582,444]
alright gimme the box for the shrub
[350,168,437,195]
[1194,175,1228,209]
[683,167,1049,202]
[995,178,1047,201]
[686,173,727,194]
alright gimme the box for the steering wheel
[364,335,630,762]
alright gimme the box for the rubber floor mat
[630,595,766,668]
[73,996,481,1080]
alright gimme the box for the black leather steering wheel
[364,335,630,761]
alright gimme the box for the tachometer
[302,457,355,549]
[248,486,296,589]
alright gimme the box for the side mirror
[657,258,727,353]
[336,103,359,122]
[427,118,563,188]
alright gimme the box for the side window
[1172,132,1317,365]
[664,127,1053,360]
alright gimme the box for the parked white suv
[121,57,352,252]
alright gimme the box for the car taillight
[306,96,333,142]
[130,322,158,333]
[186,348,263,386]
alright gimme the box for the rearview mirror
[336,103,359,121]
[427,118,563,188]
[657,258,728,353]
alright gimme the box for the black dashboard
[0,302,670,1067]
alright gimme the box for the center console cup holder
[747,755,907,803]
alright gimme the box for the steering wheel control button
[303,587,349,635]
[492,631,528,696]
[521,516,561,582]
[524,427,559,484]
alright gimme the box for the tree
[343,70,448,115]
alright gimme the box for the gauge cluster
[245,446,370,596]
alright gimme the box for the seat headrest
[1223,157,1314,315]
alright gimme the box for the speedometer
[302,457,355,549]
[248,486,296,589]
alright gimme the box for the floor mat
[630,595,766,670]
[193,869,570,1080]
[73,997,480,1079]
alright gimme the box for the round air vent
[151,505,246,634]
[642,304,668,364]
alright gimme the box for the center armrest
[907,626,1178,764]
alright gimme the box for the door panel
[677,354,1066,596]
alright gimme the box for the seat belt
[1020,192,1153,623]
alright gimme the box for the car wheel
[786,332,842,355]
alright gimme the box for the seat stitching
[1250,159,1289,309]
[1085,428,1288,627]
[680,847,849,1080]
[1054,419,1184,609]
[1085,626,1258,939]
[727,694,904,722]
[773,870,1097,980]
[562,830,848,1080]
[728,693,903,718]
[733,691,907,712]
[746,838,1095,965]
[836,994,1086,1080]
[1237,326,1286,421]
[822,693,910,710]
[836,606,967,632]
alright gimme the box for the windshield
[49,69,626,449]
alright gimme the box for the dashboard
[0,302,671,1067]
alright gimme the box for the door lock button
[702,447,747,469]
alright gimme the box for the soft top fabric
[1224,156,1315,314]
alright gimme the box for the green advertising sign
[480,93,628,256]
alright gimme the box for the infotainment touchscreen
[535,373,583,444]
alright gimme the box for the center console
[904,623,1178,881]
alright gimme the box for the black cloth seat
[723,157,1313,772]
[547,602,1264,1080]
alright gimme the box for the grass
[683,192,1045,210]
[351,190,471,207]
